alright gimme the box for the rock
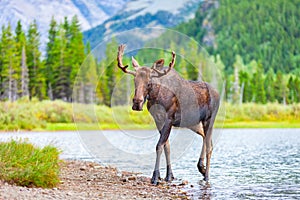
[128,176,137,181]
[139,191,147,196]
[121,178,127,182]
[79,166,86,171]
[179,180,189,186]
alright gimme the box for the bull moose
[117,44,220,184]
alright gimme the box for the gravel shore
[0,160,189,200]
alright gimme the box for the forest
[0,0,299,106]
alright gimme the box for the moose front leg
[151,119,172,185]
[164,139,174,182]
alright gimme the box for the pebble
[139,191,147,196]
[128,176,137,181]
[79,167,86,171]
[0,160,189,199]
[179,180,189,186]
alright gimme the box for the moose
[117,44,220,184]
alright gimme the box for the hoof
[164,173,174,182]
[197,164,206,177]
[151,170,161,185]
[203,176,209,182]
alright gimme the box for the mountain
[83,0,202,48]
[174,0,300,74]
[0,0,129,50]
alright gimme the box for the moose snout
[132,98,144,111]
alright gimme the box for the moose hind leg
[203,121,214,181]
[164,140,174,182]
[197,137,206,177]
[188,124,206,177]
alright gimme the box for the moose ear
[152,59,164,70]
[131,56,140,69]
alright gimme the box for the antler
[152,51,176,77]
[117,44,136,76]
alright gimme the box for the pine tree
[15,20,29,98]
[232,55,242,103]
[0,24,18,101]
[68,15,85,99]
[264,68,275,102]
[52,24,69,101]
[26,20,45,100]
[45,17,58,100]
[239,70,252,102]
[103,38,119,106]
[185,41,199,80]
[252,62,266,104]
[84,48,98,104]
[274,70,286,104]
[21,46,29,98]
[178,48,188,79]
[294,77,300,103]
[287,76,295,104]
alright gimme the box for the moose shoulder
[117,44,220,184]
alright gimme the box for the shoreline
[0,160,190,200]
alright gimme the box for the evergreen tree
[15,20,29,98]
[264,68,275,102]
[294,77,300,103]
[68,15,85,97]
[26,20,45,100]
[84,49,98,104]
[252,62,266,104]
[45,17,58,100]
[103,38,119,106]
[52,24,69,101]
[178,47,188,79]
[239,70,252,103]
[185,40,199,80]
[0,24,18,101]
[274,70,286,104]
[232,55,242,103]
[20,46,29,98]
[287,76,294,104]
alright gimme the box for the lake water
[0,128,299,199]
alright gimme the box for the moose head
[117,44,176,111]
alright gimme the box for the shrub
[0,139,61,188]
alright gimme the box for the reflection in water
[198,181,212,200]
[0,129,299,199]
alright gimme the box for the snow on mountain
[84,0,202,48]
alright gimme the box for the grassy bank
[0,100,300,131]
[0,139,61,188]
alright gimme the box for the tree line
[0,16,85,102]
[1,9,299,105]
[175,0,300,104]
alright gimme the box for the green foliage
[225,103,300,122]
[210,0,300,73]
[26,20,45,100]
[0,24,19,101]
[0,139,61,188]
[174,0,300,104]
